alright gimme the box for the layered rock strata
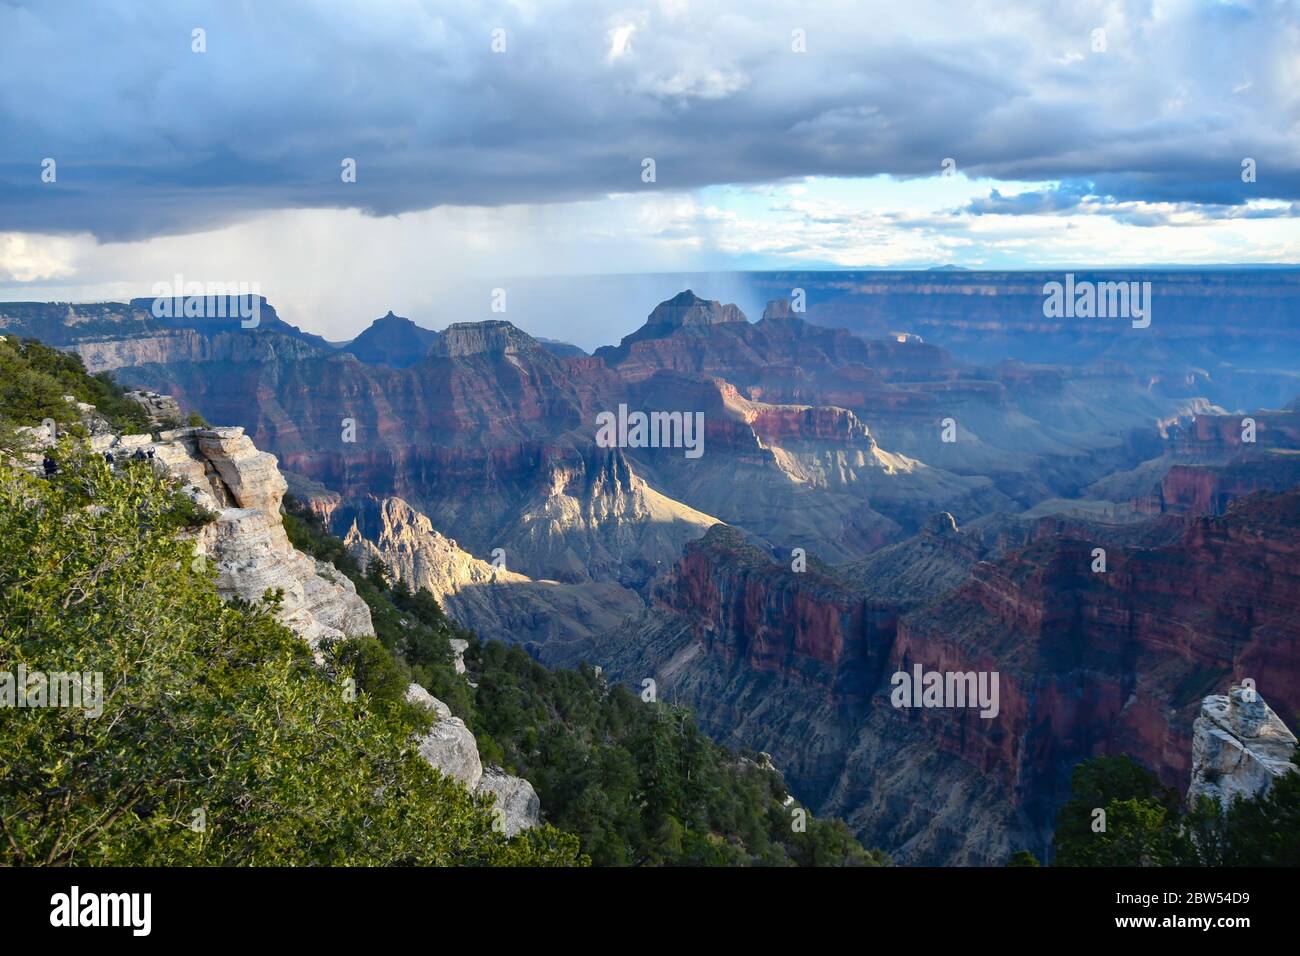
[597,489,1300,863]
[146,426,373,649]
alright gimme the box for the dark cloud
[962,179,1300,226]
[963,181,1095,215]
[1,0,1298,241]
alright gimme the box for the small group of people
[40,445,155,477]
[103,447,155,466]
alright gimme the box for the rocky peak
[1188,686,1297,809]
[339,494,519,596]
[350,495,436,543]
[646,290,748,329]
[922,511,960,536]
[368,310,419,330]
[429,320,542,358]
[760,299,796,321]
[338,492,647,660]
[360,310,410,337]
[344,310,441,368]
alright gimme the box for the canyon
[5,273,1298,863]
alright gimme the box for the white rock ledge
[1188,685,1297,810]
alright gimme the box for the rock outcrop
[477,769,543,837]
[1188,686,1297,810]
[125,389,182,425]
[429,320,544,358]
[404,683,540,836]
[73,328,329,373]
[147,426,374,649]
[150,424,549,834]
[414,708,483,790]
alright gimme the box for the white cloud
[645,65,749,99]
[0,233,80,283]
[606,22,637,61]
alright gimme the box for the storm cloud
[2,0,1298,241]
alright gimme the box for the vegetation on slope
[283,497,888,867]
[1034,752,1300,866]
[0,345,583,865]
[0,337,149,449]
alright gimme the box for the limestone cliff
[91,422,542,834]
[143,425,374,649]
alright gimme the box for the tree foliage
[468,642,887,866]
[1049,752,1300,866]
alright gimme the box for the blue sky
[1,0,1298,340]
